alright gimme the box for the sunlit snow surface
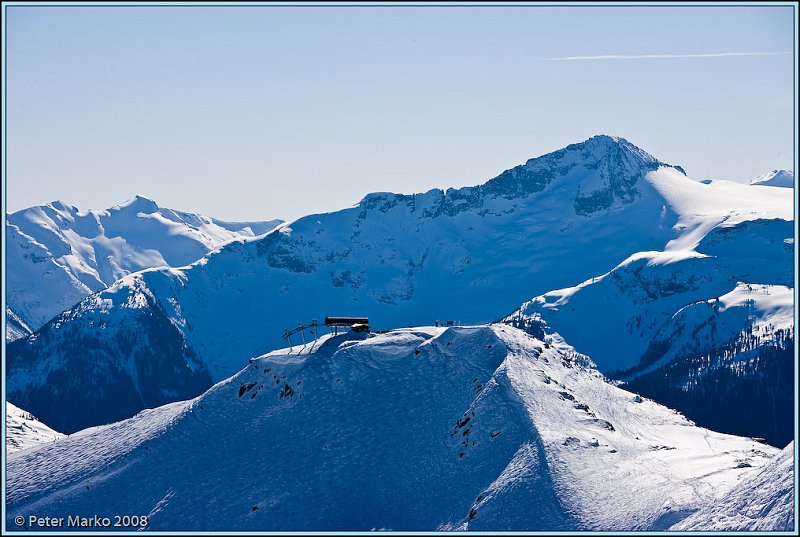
[5,403,64,454]
[6,196,281,334]
[5,325,783,531]
[673,441,795,531]
[511,205,793,375]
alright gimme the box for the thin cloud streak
[546,51,791,61]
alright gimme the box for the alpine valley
[4,135,795,531]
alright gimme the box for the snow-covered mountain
[6,403,64,454]
[4,325,784,531]
[6,136,793,435]
[6,222,93,339]
[509,219,793,375]
[623,322,793,448]
[507,216,794,445]
[7,275,214,434]
[750,169,794,188]
[6,196,282,337]
[673,441,795,531]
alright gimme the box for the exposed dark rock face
[7,281,212,434]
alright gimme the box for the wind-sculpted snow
[6,196,281,333]
[4,325,777,531]
[7,136,793,434]
[672,442,795,531]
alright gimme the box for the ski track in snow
[673,441,795,531]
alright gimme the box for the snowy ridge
[5,325,780,531]
[6,196,282,333]
[6,403,64,454]
[750,169,794,188]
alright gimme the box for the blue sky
[5,4,795,222]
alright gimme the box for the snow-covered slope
[630,282,793,378]
[6,196,282,333]
[509,218,794,376]
[672,441,795,531]
[6,222,94,335]
[750,169,794,188]
[6,403,64,454]
[5,325,780,531]
[9,136,793,434]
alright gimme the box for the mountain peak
[355,135,679,218]
[47,200,78,213]
[580,133,625,146]
[115,195,160,214]
[750,169,794,188]
[480,135,683,214]
[563,135,663,167]
[511,134,674,182]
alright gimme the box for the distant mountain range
[750,169,794,188]
[4,136,795,532]
[6,197,281,339]
[6,136,794,450]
